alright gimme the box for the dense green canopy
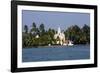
[23,22,90,48]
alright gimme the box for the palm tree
[39,23,45,36]
[24,25,28,34]
[30,22,37,35]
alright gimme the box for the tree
[39,23,45,36]
[66,25,81,43]
[82,24,90,34]
[48,28,55,38]
[32,22,36,28]
[81,24,90,43]
[22,22,90,48]
[24,25,28,34]
[30,22,38,36]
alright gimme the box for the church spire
[58,27,61,34]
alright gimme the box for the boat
[68,41,74,46]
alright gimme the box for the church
[54,27,68,45]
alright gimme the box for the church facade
[54,27,68,45]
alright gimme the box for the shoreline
[23,44,90,49]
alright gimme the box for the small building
[35,35,39,38]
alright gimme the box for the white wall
[0,0,99,73]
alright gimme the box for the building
[54,27,67,45]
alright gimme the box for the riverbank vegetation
[22,22,90,48]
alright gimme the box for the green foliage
[23,22,90,48]
[24,25,28,34]
[30,22,37,35]
[64,24,90,44]
[39,24,45,36]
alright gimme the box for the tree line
[23,22,90,48]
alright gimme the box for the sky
[22,10,90,31]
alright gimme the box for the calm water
[22,45,90,62]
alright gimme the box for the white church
[35,27,73,46]
[54,27,73,46]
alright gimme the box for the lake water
[22,45,90,62]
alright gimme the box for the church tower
[58,27,61,34]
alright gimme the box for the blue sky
[22,10,90,31]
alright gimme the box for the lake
[22,45,90,62]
